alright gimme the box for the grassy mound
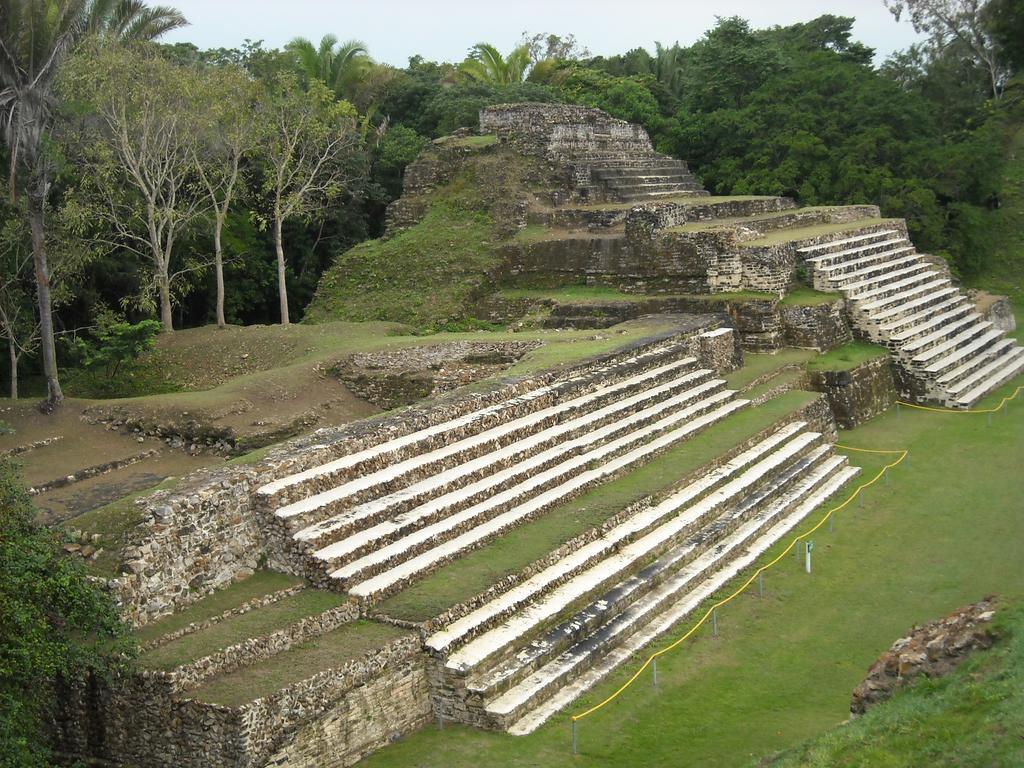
[304,203,499,328]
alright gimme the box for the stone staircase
[800,230,1024,407]
[258,336,750,600]
[425,420,858,733]
[585,154,708,202]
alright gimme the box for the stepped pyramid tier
[796,230,1024,408]
[480,103,708,204]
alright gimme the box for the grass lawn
[138,589,346,670]
[361,373,1023,767]
[377,390,819,623]
[766,604,1023,767]
[807,342,889,373]
[134,571,304,645]
[725,349,817,391]
[779,288,839,306]
[745,368,807,400]
[741,218,900,248]
[189,620,409,706]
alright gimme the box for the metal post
[829,514,834,534]
[805,541,813,574]
[988,411,993,427]
[572,720,577,755]
[758,571,765,598]
[712,608,718,637]
[897,402,901,420]
[652,659,658,687]
[437,713,444,730]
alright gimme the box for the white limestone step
[901,313,984,355]
[826,252,920,291]
[469,446,837,701]
[314,377,726,570]
[799,230,899,256]
[923,329,1004,375]
[911,321,992,364]
[844,266,936,302]
[935,338,1016,386]
[890,306,978,346]
[424,420,808,658]
[858,277,949,314]
[345,396,749,599]
[815,241,913,272]
[947,344,1024,397]
[878,296,968,335]
[296,368,715,548]
[259,343,689,502]
[275,356,698,522]
[505,463,862,735]
[949,348,1024,407]
[868,286,960,323]
[438,429,821,671]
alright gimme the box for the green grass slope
[360,374,1024,768]
[972,123,1024,302]
[762,604,1023,767]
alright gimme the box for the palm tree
[0,0,186,409]
[458,42,532,85]
[285,34,370,100]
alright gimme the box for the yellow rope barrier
[570,444,908,724]
[895,385,1022,414]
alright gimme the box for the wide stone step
[878,296,969,336]
[274,353,700,529]
[503,462,861,735]
[799,229,900,257]
[345,395,749,601]
[825,251,919,291]
[608,182,701,195]
[837,259,928,296]
[619,188,709,201]
[910,321,993,365]
[312,376,725,575]
[294,364,712,552]
[857,277,949,314]
[429,423,816,665]
[899,312,983,355]
[923,328,1005,376]
[889,305,977,345]
[815,240,913,273]
[867,286,960,323]
[935,338,1017,388]
[259,342,692,509]
[844,265,935,302]
[947,347,1024,407]
[467,445,839,706]
[597,171,691,184]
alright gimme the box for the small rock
[137,436,145,444]
[63,543,82,554]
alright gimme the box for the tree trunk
[7,336,17,400]
[27,188,62,409]
[157,272,174,333]
[274,215,290,326]
[214,215,226,329]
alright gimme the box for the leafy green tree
[192,65,259,329]
[458,42,532,85]
[285,34,370,99]
[74,316,161,378]
[257,72,360,325]
[0,458,133,767]
[0,0,187,408]
[59,42,208,333]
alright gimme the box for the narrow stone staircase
[800,230,1024,407]
[258,336,748,600]
[425,420,858,733]
[586,154,708,202]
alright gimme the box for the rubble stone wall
[806,355,896,429]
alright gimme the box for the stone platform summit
[56,104,1021,768]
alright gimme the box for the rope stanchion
[568,445,908,730]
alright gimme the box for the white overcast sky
[162,1,923,67]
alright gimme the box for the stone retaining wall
[54,634,427,768]
[806,356,896,429]
[780,300,852,351]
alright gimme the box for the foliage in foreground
[761,604,1024,767]
[0,459,133,768]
